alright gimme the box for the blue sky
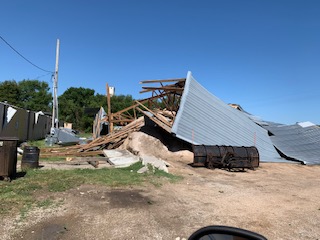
[0,0,319,124]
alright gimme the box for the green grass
[26,139,49,148]
[77,132,92,138]
[0,162,181,217]
[40,156,67,162]
[18,155,66,162]
[147,166,183,187]
[36,198,57,208]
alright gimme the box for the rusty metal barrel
[192,145,207,166]
[193,145,259,169]
[21,146,40,170]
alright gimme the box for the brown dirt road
[1,157,320,240]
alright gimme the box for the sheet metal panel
[0,102,51,141]
[0,103,5,133]
[27,111,35,140]
[0,106,29,141]
[172,72,284,162]
[264,123,320,165]
[27,112,50,141]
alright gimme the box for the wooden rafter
[139,78,186,84]
[135,107,172,133]
[141,86,184,91]
[140,87,184,94]
[92,76,186,138]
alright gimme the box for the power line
[0,35,53,73]
[34,72,54,80]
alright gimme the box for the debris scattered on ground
[103,149,140,167]
[140,155,169,173]
[36,73,320,172]
[40,117,145,158]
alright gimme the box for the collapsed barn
[42,71,320,166]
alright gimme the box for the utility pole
[52,39,60,130]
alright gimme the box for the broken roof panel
[172,72,284,162]
[263,122,320,165]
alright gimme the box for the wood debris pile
[41,117,145,157]
[41,77,185,158]
[135,102,176,133]
[81,117,145,151]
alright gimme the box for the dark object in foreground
[189,225,267,240]
[193,145,259,170]
[21,146,40,170]
[0,137,18,181]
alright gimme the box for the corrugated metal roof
[172,72,285,162]
[263,122,320,165]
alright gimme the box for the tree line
[0,80,135,132]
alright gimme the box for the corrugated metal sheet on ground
[172,71,285,163]
[263,122,320,165]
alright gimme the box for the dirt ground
[1,131,320,240]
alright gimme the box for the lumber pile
[135,101,176,133]
[40,110,175,158]
[41,117,145,157]
[41,77,184,158]
[79,116,144,152]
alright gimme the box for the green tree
[58,88,136,132]
[18,80,51,111]
[89,93,135,114]
[58,87,97,131]
[0,79,51,111]
[110,94,135,113]
[94,93,108,109]
[0,80,20,106]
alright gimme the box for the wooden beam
[136,107,172,133]
[106,83,113,133]
[135,101,172,128]
[112,101,145,116]
[110,119,135,123]
[40,150,104,157]
[112,91,177,116]
[141,86,184,91]
[140,78,186,84]
[140,88,184,94]
[66,157,108,162]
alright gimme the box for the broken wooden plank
[135,101,172,128]
[136,107,172,133]
[40,150,104,157]
[141,86,184,91]
[66,157,108,162]
[139,78,186,84]
[79,117,144,152]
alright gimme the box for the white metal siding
[264,123,320,165]
[172,72,283,162]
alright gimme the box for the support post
[106,83,113,133]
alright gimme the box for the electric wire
[34,72,54,80]
[0,35,53,73]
